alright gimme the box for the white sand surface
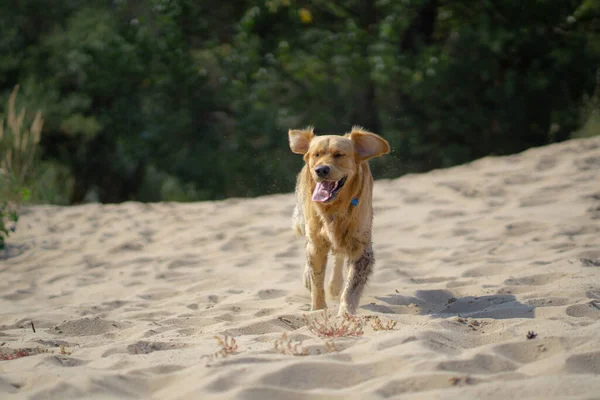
[1,136,600,400]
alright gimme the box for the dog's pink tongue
[312,181,334,202]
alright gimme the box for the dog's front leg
[327,253,345,298]
[338,245,374,316]
[306,241,329,310]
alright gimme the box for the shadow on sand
[363,289,534,319]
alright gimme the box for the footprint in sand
[36,339,77,348]
[504,174,542,185]
[403,193,428,204]
[564,351,600,374]
[376,374,468,398]
[137,288,180,301]
[557,224,600,238]
[87,300,129,314]
[586,289,600,300]
[587,204,600,219]
[574,155,600,171]
[524,297,570,308]
[167,257,202,269]
[412,276,456,284]
[437,181,481,198]
[462,263,512,278]
[565,302,600,320]
[428,209,466,219]
[261,362,375,390]
[256,289,287,300]
[503,273,565,287]
[274,245,300,259]
[536,155,558,171]
[2,288,34,301]
[101,341,190,357]
[223,317,298,336]
[418,331,465,355]
[0,243,30,261]
[109,240,145,253]
[155,270,188,282]
[47,318,129,336]
[374,335,418,352]
[36,355,89,368]
[220,235,250,252]
[446,279,478,288]
[437,353,518,374]
[505,221,548,236]
[519,193,558,207]
[492,338,573,364]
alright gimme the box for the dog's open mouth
[312,176,347,203]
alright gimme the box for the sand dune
[1,136,600,400]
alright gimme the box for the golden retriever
[289,126,390,316]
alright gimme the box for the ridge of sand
[1,136,599,399]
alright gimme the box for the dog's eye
[314,152,320,157]
[333,153,344,158]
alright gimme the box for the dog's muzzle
[312,176,347,203]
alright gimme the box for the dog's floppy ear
[349,126,390,160]
[288,127,315,155]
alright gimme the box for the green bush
[1,1,598,203]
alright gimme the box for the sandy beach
[1,135,600,400]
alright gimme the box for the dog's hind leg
[338,246,374,316]
[306,240,329,310]
[303,262,312,292]
[327,252,345,298]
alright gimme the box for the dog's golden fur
[289,126,390,315]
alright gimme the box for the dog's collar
[351,197,359,207]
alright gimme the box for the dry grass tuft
[60,345,72,355]
[0,348,30,360]
[303,310,364,338]
[0,85,44,182]
[370,316,397,331]
[324,340,338,353]
[202,335,239,360]
[0,345,72,360]
[274,332,309,356]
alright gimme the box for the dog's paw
[303,268,312,292]
[337,304,356,318]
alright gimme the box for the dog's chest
[319,215,352,252]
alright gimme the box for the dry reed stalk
[0,85,44,184]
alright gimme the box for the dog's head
[289,126,390,204]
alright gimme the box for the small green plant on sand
[0,85,43,250]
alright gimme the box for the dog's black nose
[315,165,330,178]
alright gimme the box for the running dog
[289,126,390,316]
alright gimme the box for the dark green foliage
[1,0,598,204]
